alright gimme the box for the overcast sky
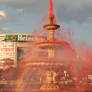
[0,0,92,46]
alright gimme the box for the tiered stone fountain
[16,0,80,92]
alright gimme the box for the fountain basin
[43,24,60,30]
[36,40,70,49]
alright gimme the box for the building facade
[0,34,46,70]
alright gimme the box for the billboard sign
[5,34,46,42]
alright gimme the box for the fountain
[15,0,92,92]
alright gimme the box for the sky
[0,0,92,46]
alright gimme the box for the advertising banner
[5,34,46,42]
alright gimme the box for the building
[0,33,46,70]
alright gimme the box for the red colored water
[49,0,53,14]
[16,32,92,92]
[14,0,92,92]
